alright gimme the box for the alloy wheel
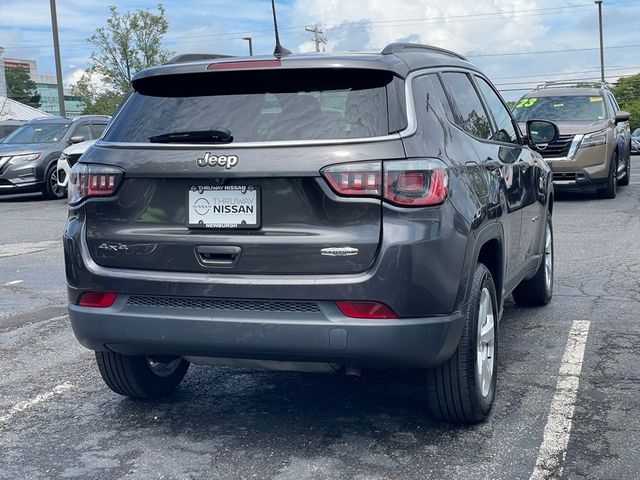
[476,287,495,399]
[146,357,184,377]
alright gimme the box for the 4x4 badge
[197,153,239,169]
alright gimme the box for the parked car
[0,120,25,141]
[512,81,631,198]
[56,139,95,192]
[632,128,640,154]
[64,44,558,424]
[0,115,109,199]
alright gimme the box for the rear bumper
[68,296,466,368]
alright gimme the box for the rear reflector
[207,60,282,70]
[336,301,398,319]
[78,292,117,308]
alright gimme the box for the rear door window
[103,69,405,143]
[441,72,492,140]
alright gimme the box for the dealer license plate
[187,185,260,229]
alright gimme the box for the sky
[0,0,639,100]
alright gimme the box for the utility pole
[242,37,253,56]
[50,0,66,116]
[595,0,605,83]
[305,24,327,52]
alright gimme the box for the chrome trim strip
[96,70,427,150]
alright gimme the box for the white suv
[57,140,96,190]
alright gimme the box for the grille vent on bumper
[127,295,321,313]
[537,134,574,158]
[552,172,577,181]
[67,153,82,168]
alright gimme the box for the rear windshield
[2,123,70,144]
[103,69,406,143]
[512,95,607,122]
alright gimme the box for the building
[3,58,84,116]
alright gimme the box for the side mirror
[526,120,559,146]
[69,136,85,145]
[615,111,630,124]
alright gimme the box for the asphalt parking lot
[1,157,640,480]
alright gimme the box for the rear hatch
[83,65,407,275]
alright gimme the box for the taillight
[321,161,381,196]
[68,164,124,205]
[336,301,398,319]
[78,292,117,308]
[384,160,448,206]
[321,159,447,207]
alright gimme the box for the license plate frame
[186,185,261,230]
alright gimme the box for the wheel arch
[460,222,505,313]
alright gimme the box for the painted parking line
[0,382,73,425]
[530,320,591,480]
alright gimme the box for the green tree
[71,72,123,116]
[86,4,171,95]
[611,74,640,131]
[5,67,41,108]
[611,74,640,105]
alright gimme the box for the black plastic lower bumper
[68,295,466,369]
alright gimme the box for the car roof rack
[534,80,610,90]
[165,53,234,65]
[381,43,468,61]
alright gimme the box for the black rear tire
[618,147,630,186]
[426,263,498,424]
[95,352,189,399]
[597,150,618,199]
[513,215,554,306]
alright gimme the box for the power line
[4,1,640,51]
[468,43,640,58]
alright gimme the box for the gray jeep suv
[0,115,110,198]
[64,44,558,423]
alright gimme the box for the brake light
[68,164,124,205]
[321,161,381,196]
[336,301,398,319]
[207,59,282,70]
[78,292,117,308]
[321,159,448,207]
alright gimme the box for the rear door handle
[195,246,241,266]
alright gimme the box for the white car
[56,140,96,189]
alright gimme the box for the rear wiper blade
[149,128,233,144]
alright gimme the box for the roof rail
[534,80,610,90]
[382,43,468,61]
[165,53,234,65]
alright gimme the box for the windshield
[2,123,70,144]
[512,95,607,122]
[633,128,640,137]
[103,69,406,143]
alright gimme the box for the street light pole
[49,0,66,116]
[242,37,253,56]
[595,0,605,83]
